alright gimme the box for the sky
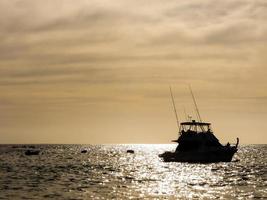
[0,0,266,144]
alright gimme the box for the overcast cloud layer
[0,0,266,143]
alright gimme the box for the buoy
[81,149,87,153]
[126,150,134,154]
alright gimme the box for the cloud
[0,0,266,92]
[0,1,267,144]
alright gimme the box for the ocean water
[0,144,266,199]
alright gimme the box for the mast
[169,86,180,131]
[189,85,202,123]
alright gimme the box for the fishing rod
[189,85,202,123]
[169,86,180,131]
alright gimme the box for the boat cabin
[179,120,212,134]
[172,120,222,151]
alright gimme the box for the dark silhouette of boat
[159,86,239,163]
[159,120,239,163]
[25,149,40,156]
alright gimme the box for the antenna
[169,86,180,131]
[189,85,202,123]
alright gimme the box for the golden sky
[0,0,266,144]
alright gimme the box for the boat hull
[159,147,237,163]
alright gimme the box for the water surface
[0,144,266,199]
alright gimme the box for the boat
[159,86,239,163]
[159,120,239,163]
[25,149,40,156]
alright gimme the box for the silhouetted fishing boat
[159,120,239,162]
[159,86,239,163]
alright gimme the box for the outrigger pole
[169,86,180,131]
[189,85,202,123]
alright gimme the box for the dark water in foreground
[0,144,266,199]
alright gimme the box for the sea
[0,144,266,199]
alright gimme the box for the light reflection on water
[0,144,266,199]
